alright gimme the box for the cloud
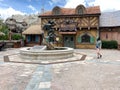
[49,0,66,6]
[64,0,85,8]
[93,0,120,12]
[27,5,36,11]
[49,1,53,6]
[0,7,25,20]
[64,0,120,12]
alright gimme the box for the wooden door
[63,35,75,48]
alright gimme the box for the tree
[0,18,9,34]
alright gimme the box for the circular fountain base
[20,46,74,60]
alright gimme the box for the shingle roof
[41,6,100,16]
[100,10,120,27]
[22,25,43,35]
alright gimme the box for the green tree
[0,19,9,34]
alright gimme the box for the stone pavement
[0,48,120,90]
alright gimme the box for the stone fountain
[20,45,74,60]
[20,20,74,61]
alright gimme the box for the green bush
[0,35,8,40]
[0,34,24,40]
[102,40,118,49]
[12,34,23,40]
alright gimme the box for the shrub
[102,40,118,49]
[12,34,23,40]
[0,35,8,40]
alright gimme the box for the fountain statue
[42,20,56,50]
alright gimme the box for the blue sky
[0,0,120,20]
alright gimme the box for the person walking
[96,37,102,59]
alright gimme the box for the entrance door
[63,35,75,48]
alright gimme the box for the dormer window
[54,9,60,15]
[75,4,86,15]
[78,7,83,14]
[52,6,61,15]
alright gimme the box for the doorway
[63,35,75,48]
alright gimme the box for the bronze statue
[43,20,56,49]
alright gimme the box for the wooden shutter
[90,36,95,44]
[77,36,81,43]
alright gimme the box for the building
[100,11,120,49]
[22,25,43,46]
[39,4,101,49]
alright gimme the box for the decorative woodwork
[41,16,99,30]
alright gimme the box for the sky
[0,0,120,20]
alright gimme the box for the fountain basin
[20,46,74,60]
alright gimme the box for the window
[52,6,61,15]
[53,9,60,15]
[81,34,90,43]
[27,35,39,42]
[77,33,95,43]
[30,35,36,42]
[78,7,83,14]
[106,34,108,39]
[75,4,86,14]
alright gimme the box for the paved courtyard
[0,48,120,90]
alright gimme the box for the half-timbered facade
[39,4,101,48]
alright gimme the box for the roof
[100,10,120,27]
[40,6,100,16]
[22,25,43,35]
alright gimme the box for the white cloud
[93,0,120,12]
[49,1,53,6]
[64,0,120,12]
[64,0,85,8]
[0,7,25,20]
[27,5,36,11]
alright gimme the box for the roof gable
[40,5,100,16]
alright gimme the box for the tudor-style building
[39,4,101,49]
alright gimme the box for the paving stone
[25,66,44,90]
[39,88,50,90]
[0,48,120,90]
[39,82,51,89]
[40,72,52,82]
